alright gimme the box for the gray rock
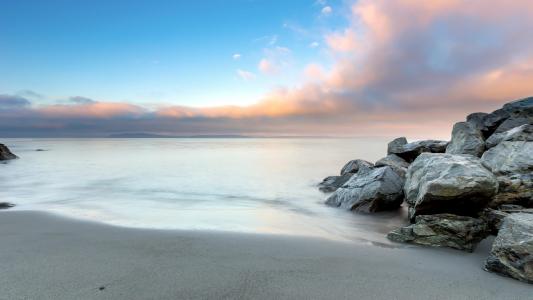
[375,154,409,179]
[326,166,404,213]
[389,140,449,162]
[0,202,15,209]
[387,214,488,252]
[387,137,408,155]
[340,159,374,175]
[480,97,533,137]
[318,174,353,193]
[490,174,533,208]
[446,122,485,157]
[481,205,533,235]
[405,153,498,221]
[0,143,18,161]
[485,124,533,149]
[466,112,489,130]
[484,213,533,284]
[481,141,533,175]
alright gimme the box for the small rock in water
[0,144,18,161]
[0,202,15,209]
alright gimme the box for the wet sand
[0,211,530,299]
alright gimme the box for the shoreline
[1,210,530,299]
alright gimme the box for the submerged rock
[326,166,404,213]
[485,124,533,149]
[0,202,15,209]
[0,144,18,161]
[375,154,409,179]
[387,214,488,252]
[340,159,374,175]
[388,140,448,162]
[404,153,498,221]
[445,121,485,157]
[318,174,353,193]
[484,213,533,284]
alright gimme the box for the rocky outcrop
[404,153,498,221]
[387,214,488,252]
[445,122,485,157]
[375,154,409,179]
[340,159,374,175]
[485,124,533,149]
[388,139,448,162]
[326,166,404,213]
[318,174,353,193]
[484,213,533,283]
[0,144,18,161]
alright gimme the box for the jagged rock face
[485,124,533,149]
[479,97,533,138]
[387,137,408,155]
[318,174,353,193]
[0,144,18,161]
[481,141,533,175]
[484,213,533,284]
[388,140,448,162]
[404,153,498,221]
[340,159,374,175]
[490,174,533,208]
[446,122,485,157]
[375,154,409,179]
[466,112,489,130]
[387,214,489,252]
[481,205,533,235]
[325,166,404,213]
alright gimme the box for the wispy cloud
[236,69,256,80]
[232,53,241,60]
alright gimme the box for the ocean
[0,138,407,244]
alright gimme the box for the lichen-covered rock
[389,140,449,162]
[446,121,485,157]
[405,153,498,221]
[387,137,408,155]
[387,214,489,252]
[481,141,533,175]
[484,213,533,284]
[375,154,409,179]
[326,166,404,213]
[0,143,18,161]
[485,124,533,149]
[490,174,533,208]
[318,174,353,193]
[340,159,374,175]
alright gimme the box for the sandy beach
[0,211,530,300]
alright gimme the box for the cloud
[232,53,241,60]
[309,41,320,48]
[258,46,292,75]
[321,6,332,16]
[236,69,256,80]
[0,94,31,109]
[69,96,97,104]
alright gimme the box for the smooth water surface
[0,138,408,244]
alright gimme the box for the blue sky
[0,0,344,107]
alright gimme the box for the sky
[1,0,533,138]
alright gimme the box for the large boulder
[387,214,488,252]
[375,154,410,179]
[318,174,353,193]
[404,153,498,221]
[485,124,533,149]
[0,144,17,161]
[481,205,533,235]
[387,137,408,155]
[389,140,449,162]
[466,112,489,131]
[446,122,485,157]
[340,159,374,175]
[478,97,533,137]
[484,213,533,284]
[325,166,404,213]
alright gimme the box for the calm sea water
[0,138,408,244]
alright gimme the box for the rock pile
[319,96,533,284]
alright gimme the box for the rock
[484,213,533,284]
[326,166,404,213]
[0,144,18,161]
[0,202,15,209]
[375,154,409,179]
[318,174,353,193]
[481,205,533,235]
[387,214,488,252]
[446,122,485,157]
[481,141,533,175]
[340,159,374,175]
[387,137,408,155]
[480,97,533,137]
[466,112,489,130]
[485,124,533,149]
[490,174,533,208]
[389,140,449,162]
[405,153,498,221]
